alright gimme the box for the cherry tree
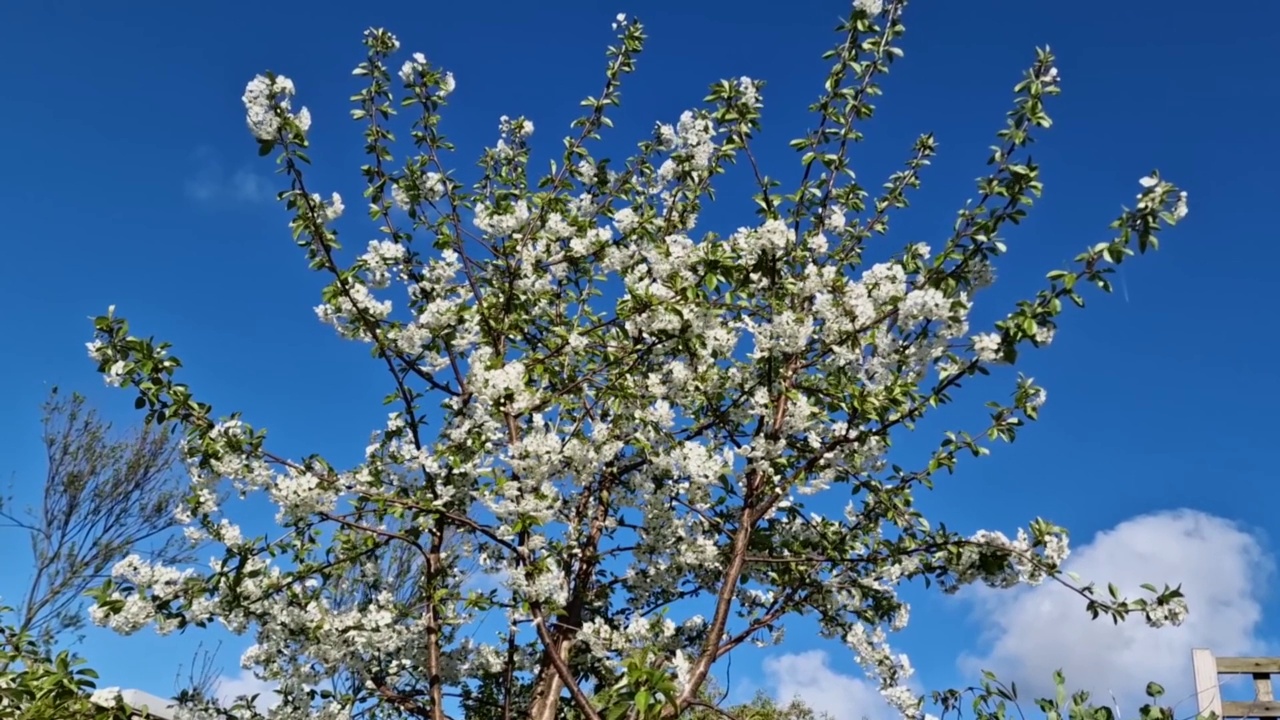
[84,1,1192,719]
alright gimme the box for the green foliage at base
[0,608,134,720]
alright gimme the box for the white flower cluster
[398,51,426,84]
[846,623,922,718]
[655,110,719,184]
[315,282,393,336]
[88,554,199,635]
[1145,596,1190,627]
[499,114,534,140]
[390,170,445,212]
[358,239,408,288]
[954,527,1071,589]
[397,50,456,97]
[242,74,310,141]
[474,199,531,237]
[87,338,127,386]
[1140,173,1189,220]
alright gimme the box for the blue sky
[1,0,1278,716]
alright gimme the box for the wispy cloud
[214,669,280,712]
[184,147,273,205]
[463,567,510,593]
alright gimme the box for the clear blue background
[1,0,1276,709]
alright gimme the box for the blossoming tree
[84,1,1192,719]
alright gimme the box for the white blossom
[972,332,1003,363]
[242,74,309,141]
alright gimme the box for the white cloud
[184,147,271,204]
[215,670,279,712]
[960,510,1271,715]
[763,650,896,720]
[463,567,510,593]
[227,168,272,202]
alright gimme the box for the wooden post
[1192,649,1280,719]
[1194,648,1225,719]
